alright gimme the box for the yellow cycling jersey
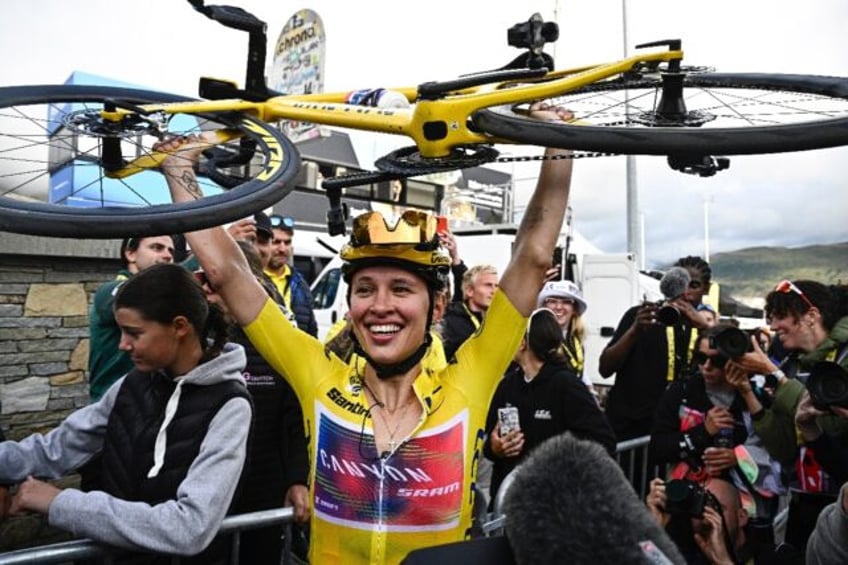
[244,289,525,564]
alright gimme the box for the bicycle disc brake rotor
[64,109,165,138]
[374,145,499,175]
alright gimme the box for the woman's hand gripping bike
[2,0,848,239]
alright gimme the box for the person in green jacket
[726,280,848,466]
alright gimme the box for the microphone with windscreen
[502,433,685,565]
[656,267,691,325]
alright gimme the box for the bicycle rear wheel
[473,72,848,155]
[0,85,299,239]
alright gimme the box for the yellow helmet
[340,210,451,287]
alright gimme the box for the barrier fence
[0,435,787,563]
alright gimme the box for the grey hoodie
[0,342,250,556]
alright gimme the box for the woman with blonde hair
[537,279,596,394]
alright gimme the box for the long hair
[115,263,229,359]
[527,308,567,364]
[568,313,586,343]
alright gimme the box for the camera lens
[665,479,707,517]
[808,361,848,409]
[656,304,680,325]
[711,327,750,358]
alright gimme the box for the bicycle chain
[495,118,636,162]
[496,150,618,162]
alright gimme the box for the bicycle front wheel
[473,72,848,155]
[0,85,299,239]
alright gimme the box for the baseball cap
[254,212,273,240]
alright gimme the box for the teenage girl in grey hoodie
[0,263,251,561]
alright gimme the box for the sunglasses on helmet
[350,210,438,247]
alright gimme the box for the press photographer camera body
[807,359,848,411]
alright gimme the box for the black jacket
[441,301,483,361]
[649,374,748,471]
[230,326,309,513]
[483,362,616,502]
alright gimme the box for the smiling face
[348,265,430,367]
[769,310,820,352]
[116,306,184,374]
[542,296,576,329]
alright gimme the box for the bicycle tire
[0,84,299,239]
[473,72,848,156]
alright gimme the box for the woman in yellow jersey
[158,102,574,565]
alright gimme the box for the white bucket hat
[537,280,587,316]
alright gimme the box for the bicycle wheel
[0,84,299,239]
[473,72,848,155]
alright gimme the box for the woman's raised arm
[156,134,268,326]
[498,103,574,316]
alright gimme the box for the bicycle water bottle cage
[667,154,730,177]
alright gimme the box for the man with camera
[601,257,713,442]
[647,477,753,564]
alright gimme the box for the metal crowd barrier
[481,434,653,535]
[0,435,790,562]
[0,507,296,565]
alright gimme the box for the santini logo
[534,409,552,420]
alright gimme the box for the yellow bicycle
[2,0,848,239]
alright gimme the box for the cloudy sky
[2,0,846,266]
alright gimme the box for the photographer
[646,477,750,564]
[728,281,848,464]
[650,325,784,520]
[602,257,712,495]
[727,280,848,553]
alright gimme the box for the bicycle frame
[105,46,682,179]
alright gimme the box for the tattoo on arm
[180,170,202,199]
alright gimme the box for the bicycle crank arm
[104,129,243,179]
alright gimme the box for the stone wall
[0,234,121,550]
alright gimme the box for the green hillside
[707,242,848,301]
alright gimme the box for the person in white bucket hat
[537,280,596,396]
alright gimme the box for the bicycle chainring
[374,145,500,175]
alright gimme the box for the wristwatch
[765,369,786,387]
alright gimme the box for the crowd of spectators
[1,126,846,565]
